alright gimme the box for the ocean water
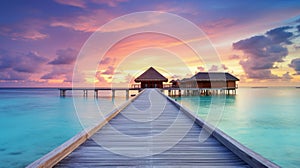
[175,87,300,167]
[0,88,299,167]
[0,89,129,168]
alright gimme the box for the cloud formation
[197,66,205,71]
[233,26,294,79]
[99,57,111,65]
[0,50,47,73]
[49,48,77,65]
[222,64,228,70]
[208,65,218,72]
[50,9,115,32]
[282,72,292,81]
[101,66,115,75]
[41,66,70,80]
[0,19,48,41]
[42,48,78,82]
[54,0,86,8]
[229,54,240,59]
[289,58,300,75]
[0,50,47,80]
[297,25,300,32]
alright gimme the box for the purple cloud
[0,19,48,41]
[266,26,293,44]
[197,66,205,71]
[222,64,228,70]
[41,66,71,80]
[14,52,47,73]
[101,66,116,75]
[208,65,218,72]
[229,54,240,59]
[289,58,300,75]
[0,50,47,73]
[233,26,294,79]
[49,48,77,65]
[0,71,29,81]
[0,50,47,81]
[282,72,292,81]
[99,57,111,65]
[54,0,86,8]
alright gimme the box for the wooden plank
[158,89,279,168]
[55,89,250,167]
[31,88,278,167]
[26,90,145,168]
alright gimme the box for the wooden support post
[83,90,88,97]
[60,90,66,97]
[179,90,181,96]
[126,90,129,100]
[94,90,98,98]
[168,90,171,96]
[112,90,115,98]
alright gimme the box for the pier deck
[28,89,278,168]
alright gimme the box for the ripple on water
[9,151,23,155]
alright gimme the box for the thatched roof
[182,72,239,82]
[134,67,168,82]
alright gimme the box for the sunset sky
[1,0,300,87]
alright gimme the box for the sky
[0,0,300,87]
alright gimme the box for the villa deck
[28,89,279,168]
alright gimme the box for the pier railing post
[94,90,98,98]
[112,90,115,98]
[83,90,88,97]
[60,90,66,97]
[126,90,129,100]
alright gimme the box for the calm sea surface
[176,87,300,167]
[0,89,129,168]
[0,88,299,167]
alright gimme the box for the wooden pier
[59,87,236,98]
[28,89,278,168]
[162,87,237,96]
[59,87,141,98]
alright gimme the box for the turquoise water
[176,87,300,167]
[0,89,128,168]
[0,88,299,167]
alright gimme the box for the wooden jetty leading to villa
[59,67,240,97]
[28,89,279,168]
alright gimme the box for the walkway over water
[28,89,278,168]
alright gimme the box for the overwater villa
[59,67,239,97]
[179,72,239,89]
[134,67,168,88]
[133,67,239,95]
